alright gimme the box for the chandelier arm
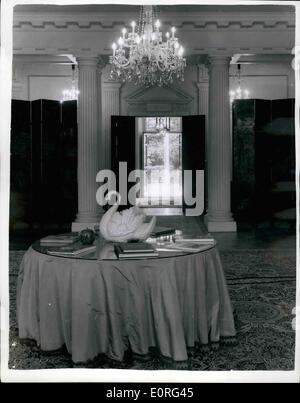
[112,59,131,68]
[156,61,168,72]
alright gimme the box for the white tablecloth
[17,245,236,363]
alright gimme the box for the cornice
[12,46,294,57]
[13,11,295,31]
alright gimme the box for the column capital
[103,81,123,90]
[195,81,209,90]
[208,54,232,66]
[76,55,99,68]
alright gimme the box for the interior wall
[12,59,294,103]
[12,61,74,101]
[229,62,295,99]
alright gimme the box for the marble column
[102,82,122,169]
[96,57,106,217]
[97,57,106,171]
[196,64,209,212]
[205,55,236,232]
[72,56,100,231]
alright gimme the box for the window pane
[170,117,181,132]
[145,117,157,131]
[142,131,182,203]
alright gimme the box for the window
[140,117,182,206]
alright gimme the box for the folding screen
[10,99,78,231]
[232,98,295,223]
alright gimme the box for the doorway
[139,117,182,206]
[111,114,205,215]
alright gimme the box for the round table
[17,236,236,364]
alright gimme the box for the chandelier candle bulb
[131,21,136,32]
[118,37,124,48]
[171,27,176,38]
[122,28,127,39]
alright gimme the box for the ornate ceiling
[11,4,295,61]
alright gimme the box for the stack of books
[40,233,79,245]
[47,243,96,257]
[114,242,159,259]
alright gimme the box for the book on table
[156,241,214,253]
[47,243,96,256]
[40,233,79,244]
[114,242,159,259]
[150,226,176,237]
[174,234,215,243]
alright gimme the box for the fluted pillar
[97,57,106,172]
[205,55,236,232]
[96,57,106,217]
[196,64,209,212]
[102,82,122,169]
[72,56,100,231]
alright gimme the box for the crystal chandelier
[109,5,186,87]
[61,64,79,103]
[230,64,250,103]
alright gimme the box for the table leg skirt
[17,247,236,363]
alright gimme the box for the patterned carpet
[8,249,296,371]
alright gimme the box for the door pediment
[125,85,194,116]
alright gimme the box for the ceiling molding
[13,54,74,64]
[13,15,295,31]
[12,9,295,58]
[12,47,294,57]
[12,53,292,67]
[233,53,294,64]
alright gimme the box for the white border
[1,0,299,383]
